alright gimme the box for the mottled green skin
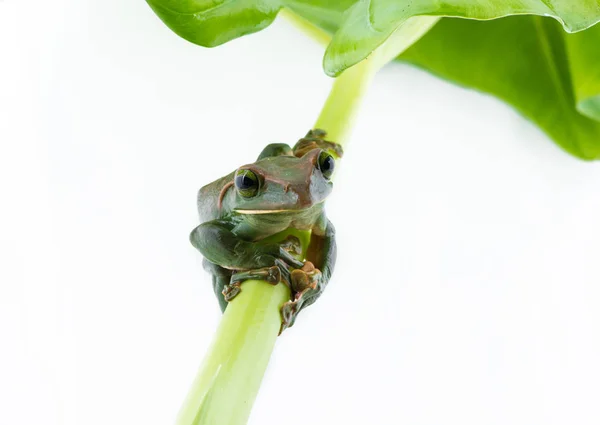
[190,130,342,332]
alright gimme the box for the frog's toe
[280,301,299,334]
[290,269,311,293]
[279,235,303,257]
[290,262,321,295]
[230,266,281,286]
[261,266,282,284]
[277,247,304,269]
[306,129,327,139]
[222,283,241,302]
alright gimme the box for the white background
[2,1,600,424]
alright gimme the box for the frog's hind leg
[203,259,232,312]
[279,218,336,333]
[293,130,344,158]
[257,143,293,160]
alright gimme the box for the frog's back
[197,172,235,222]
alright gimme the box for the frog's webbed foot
[290,261,321,293]
[223,265,282,301]
[280,261,323,334]
[293,129,344,159]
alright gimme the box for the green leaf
[145,0,600,158]
[398,17,600,159]
[145,0,354,48]
[323,0,600,76]
[146,0,600,76]
[145,0,280,47]
[564,23,600,122]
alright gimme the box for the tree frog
[190,129,342,333]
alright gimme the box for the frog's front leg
[280,218,336,333]
[202,259,232,312]
[191,219,304,307]
[190,219,304,271]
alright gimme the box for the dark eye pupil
[234,170,259,197]
[235,174,254,190]
[321,156,334,172]
[318,151,335,179]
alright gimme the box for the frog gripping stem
[191,129,341,333]
[183,125,350,425]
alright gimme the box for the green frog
[190,129,342,333]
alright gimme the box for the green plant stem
[177,12,439,425]
[279,8,331,46]
[282,7,376,146]
[297,11,440,147]
[314,55,378,147]
[176,280,289,425]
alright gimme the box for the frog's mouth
[234,199,325,215]
[234,209,291,214]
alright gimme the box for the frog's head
[231,149,336,214]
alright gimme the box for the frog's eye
[234,169,259,197]
[317,151,335,180]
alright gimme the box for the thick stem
[176,280,289,425]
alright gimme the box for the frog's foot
[222,282,242,302]
[224,265,282,302]
[255,235,304,270]
[279,235,303,260]
[280,301,299,334]
[290,261,320,293]
[306,129,327,140]
[293,130,344,159]
[279,262,323,334]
